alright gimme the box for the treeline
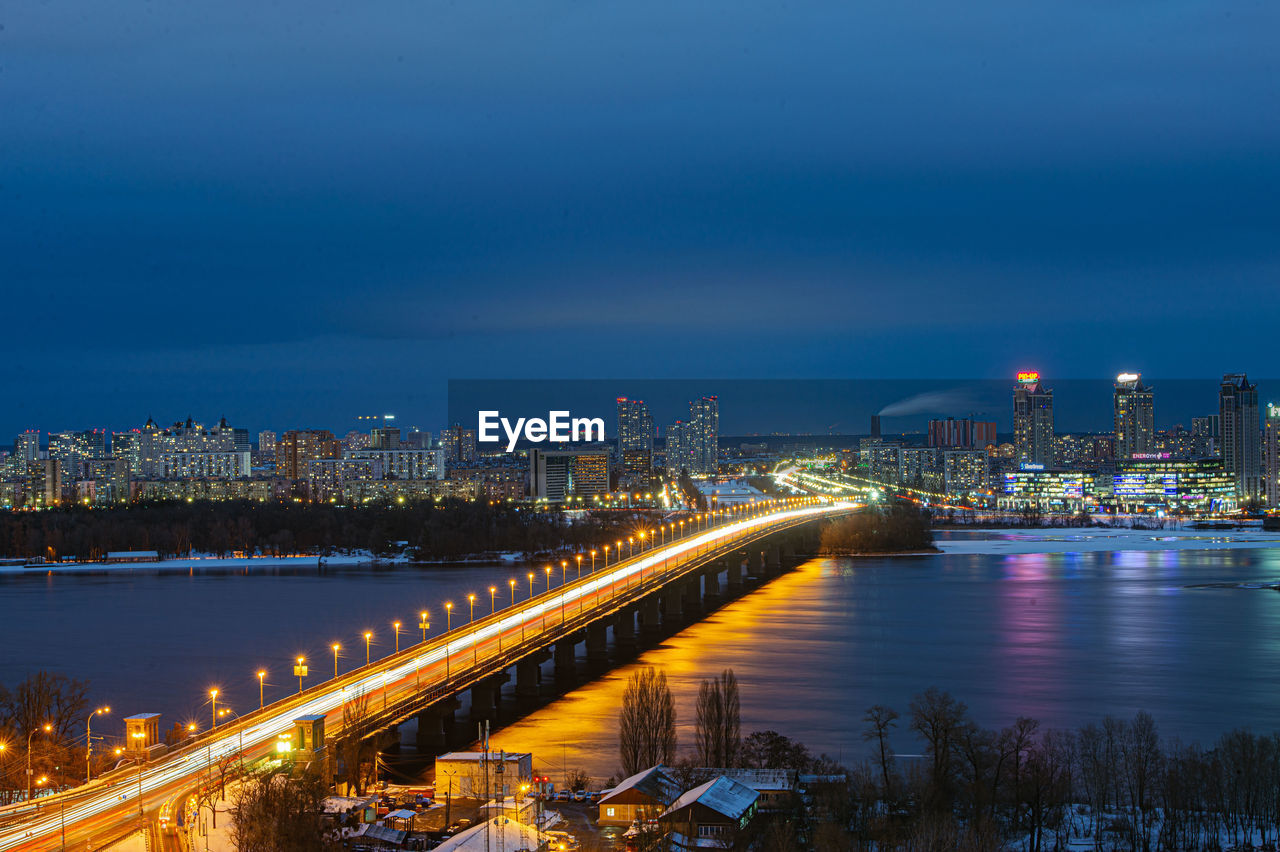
[769,689,1280,852]
[0,501,644,562]
[819,503,935,554]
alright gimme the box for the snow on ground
[935,526,1280,555]
[0,551,409,576]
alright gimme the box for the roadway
[0,497,851,851]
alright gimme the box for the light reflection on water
[493,548,1280,783]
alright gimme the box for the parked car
[557,789,572,801]
[573,789,588,802]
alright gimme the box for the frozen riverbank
[935,527,1280,555]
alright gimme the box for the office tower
[276,430,341,479]
[1113,373,1155,460]
[232,428,251,455]
[371,426,402,450]
[49,429,107,489]
[401,430,432,450]
[1220,374,1262,501]
[616,398,655,488]
[1012,372,1054,467]
[1266,403,1280,506]
[688,396,719,476]
[1191,415,1220,458]
[111,431,142,476]
[665,421,690,474]
[530,447,610,502]
[258,430,278,457]
[14,431,40,463]
[442,424,478,468]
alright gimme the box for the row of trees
[0,672,92,802]
[818,503,935,554]
[0,500,650,562]
[619,673,1280,851]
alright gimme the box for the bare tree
[335,688,376,795]
[229,767,340,852]
[862,704,898,800]
[619,667,676,775]
[695,669,742,768]
[908,687,969,812]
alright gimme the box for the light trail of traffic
[0,499,850,851]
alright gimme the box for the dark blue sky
[2,2,1277,436]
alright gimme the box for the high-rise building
[1220,373,1262,501]
[111,431,141,475]
[1012,372,1054,467]
[14,431,40,463]
[371,427,402,450]
[616,398,655,488]
[1191,415,1220,458]
[442,424,478,468]
[49,429,107,491]
[1265,403,1280,507]
[665,421,690,474]
[688,396,719,476]
[927,417,998,449]
[530,447,610,502]
[1113,373,1155,460]
[258,430,278,457]
[276,430,341,479]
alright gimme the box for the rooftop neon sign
[1016,371,1040,384]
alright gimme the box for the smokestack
[870,415,881,440]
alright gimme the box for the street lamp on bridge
[393,621,402,653]
[419,611,430,642]
[85,706,110,784]
[209,689,219,730]
[489,586,497,614]
[332,643,341,678]
[256,670,266,709]
[294,656,307,693]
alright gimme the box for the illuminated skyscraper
[1113,373,1154,460]
[1265,403,1280,506]
[688,396,719,476]
[1220,373,1261,500]
[14,431,40,463]
[1012,372,1054,467]
[616,398,655,487]
[258,430,278,457]
[276,430,341,479]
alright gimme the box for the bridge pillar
[639,595,662,636]
[470,675,503,722]
[615,608,637,648]
[768,545,783,575]
[515,656,541,699]
[726,558,745,592]
[415,696,460,754]
[586,621,608,663]
[554,639,576,682]
[663,585,683,624]
[682,577,701,616]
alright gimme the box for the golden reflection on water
[489,559,832,784]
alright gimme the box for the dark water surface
[5,544,1280,781]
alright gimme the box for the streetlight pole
[509,579,516,608]
[576,554,583,579]
[364,631,373,666]
[590,550,597,573]
[86,706,109,783]
[527,573,534,601]
[468,594,477,664]
[209,689,219,730]
[256,671,266,710]
[602,545,609,569]
[444,602,453,682]
[393,622,402,654]
[332,644,341,679]
[419,612,430,643]
[26,723,49,800]
[294,656,307,693]
[489,586,497,614]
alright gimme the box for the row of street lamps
[195,498,805,750]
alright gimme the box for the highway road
[0,497,849,851]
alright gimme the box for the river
[4,533,1280,784]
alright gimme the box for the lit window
[605,807,615,817]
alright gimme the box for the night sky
[2,2,1277,436]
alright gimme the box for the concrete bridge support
[663,584,684,625]
[726,557,745,592]
[470,673,507,722]
[639,595,662,636]
[554,638,577,682]
[702,567,721,604]
[586,621,609,664]
[615,608,637,648]
[515,655,543,700]
[682,577,702,616]
[767,545,783,577]
[415,695,460,753]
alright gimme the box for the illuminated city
[3,1,1279,850]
